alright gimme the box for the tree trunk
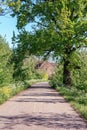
[63,58,71,87]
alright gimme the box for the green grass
[55,86,87,122]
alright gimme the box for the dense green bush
[50,64,63,88]
[12,50,42,81]
[0,36,14,87]
[50,51,87,91]
[71,51,87,92]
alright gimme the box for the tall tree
[9,0,87,86]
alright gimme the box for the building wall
[36,61,56,77]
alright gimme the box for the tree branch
[34,20,49,28]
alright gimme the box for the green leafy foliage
[22,56,42,80]
[11,43,42,81]
[0,81,29,104]
[71,51,87,92]
[8,0,87,86]
[50,51,87,91]
[50,64,63,88]
[0,36,13,87]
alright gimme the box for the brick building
[35,61,56,78]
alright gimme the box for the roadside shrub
[0,81,29,104]
[2,87,11,98]
[0,79,44,105]
[0,36,14,87]
[42,73,48,80]
[0,87,11,104]
[50,64,63,88]
[76,95,87,105]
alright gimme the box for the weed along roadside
[0,79,47,105]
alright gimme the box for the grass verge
[55,86,87,122]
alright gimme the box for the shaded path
[0,82,87,130]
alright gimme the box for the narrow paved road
[0,82,87,130]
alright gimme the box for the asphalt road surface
[0,82,87,130]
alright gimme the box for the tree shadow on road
[13,97,66,104]
[21,92,59,97]
[0,112,86,130]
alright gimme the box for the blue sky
[0,14,34,48]
[0,15,18,47]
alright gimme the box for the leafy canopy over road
[5,0,87,86]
